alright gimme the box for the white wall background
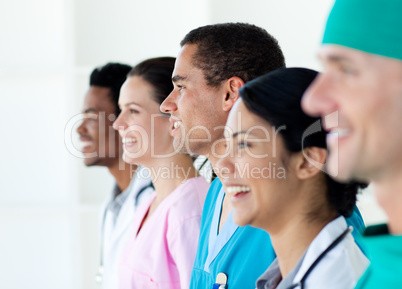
[0,1,387,288]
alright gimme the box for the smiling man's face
[160,44,229,157]
[302,44,402,182]
[77,86,121,167]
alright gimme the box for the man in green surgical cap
[302,0,402,287]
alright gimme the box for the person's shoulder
[305,234,369,289]
[174,176,209,200]
[128,165,153,195]
[167,177,209,219]
[204,177,222,200]
[209,177,222,192]
[180,176,210,194]
[194,177,222,220]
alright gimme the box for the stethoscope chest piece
[213,272,228,289]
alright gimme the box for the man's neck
[373,175,402,234]
[108,162,137,195]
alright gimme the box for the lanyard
[286,226,352,289]
[95,181,153,283]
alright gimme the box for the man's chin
[84,158,101,167]
[327,154,364,183]
[172,137,187,154]
[172,135,210,157]
[173,144,190,155]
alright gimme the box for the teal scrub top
[355,224,402,288]
[189,178,366,289]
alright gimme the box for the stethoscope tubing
[286,226,353,289]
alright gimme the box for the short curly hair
[89,62,132,115]
[180,23,286,87]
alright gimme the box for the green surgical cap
[323,0,402,60]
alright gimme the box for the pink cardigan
[118,176,209,289]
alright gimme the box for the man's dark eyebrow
[172,75,187,83]
[83,108,97,114]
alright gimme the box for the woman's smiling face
[216,99,301,232]
[113,76,174,166]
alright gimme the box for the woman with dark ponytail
[215,68,369,289]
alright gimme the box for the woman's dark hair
[240,67,366,217]
[128,57,175,105]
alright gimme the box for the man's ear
[222,77,244,112]
[295,147,327,180]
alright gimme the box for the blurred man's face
[160,44,229,157]
[302,44,402,182]
[77,86,121,167]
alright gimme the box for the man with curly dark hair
[162,23,285,157]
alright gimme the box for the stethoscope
[95,181,154,283]
[286,226,353,289]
